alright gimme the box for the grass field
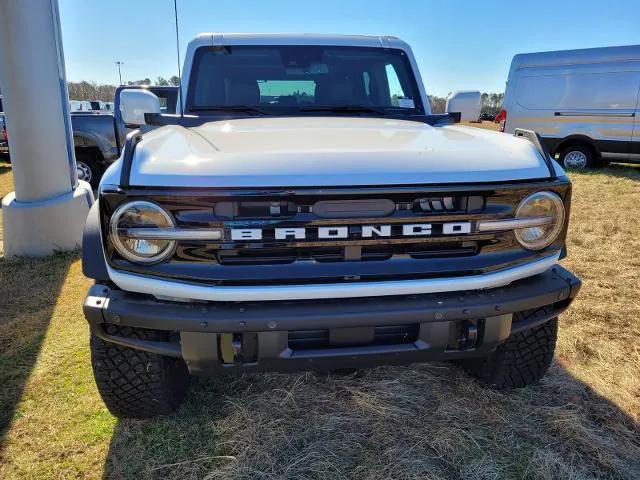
[0,130,639,479]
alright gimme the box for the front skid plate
[84,266,581,374]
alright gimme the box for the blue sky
[59,0,640,97]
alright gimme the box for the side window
[515,71,640,110]
[157,95,169,113]
[385,64,410,107]
[257,80,316,105]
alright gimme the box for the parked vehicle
[82,33,581,419]
[2,87,178,186]
[501,44,640,169]
[72,86,178,187]
[480,113,495,121]
[90,100,107,111]
[70,100,89,112]
[445,90,481,121]
[70,111,120,187]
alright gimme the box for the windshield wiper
[190,105,271,115]
[299,105,389,115]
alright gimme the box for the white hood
[124,117,553,188]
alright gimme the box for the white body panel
[502,45,640,162]
[119,117,551,188]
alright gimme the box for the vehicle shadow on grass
[603,163,640,181]
[572,162,640,182]
[0,253,76,447]
[102,361,640,479]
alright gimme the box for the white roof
[512,44,640,69]
[188,32,409,50]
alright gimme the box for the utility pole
[115,60,124,85]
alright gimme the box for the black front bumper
[84,265,581,374]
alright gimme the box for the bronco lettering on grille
[230,222,473,241]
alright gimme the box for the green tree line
[67,76,180,102]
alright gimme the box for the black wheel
[75,151,103,188]
[558,145,594,170]
[462,311,558,389]
[90,325,190,419]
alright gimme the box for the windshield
[187,45,425,115]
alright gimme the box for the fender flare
[551,135,600,157]
[73,131,117,162]
[82,201,110,281]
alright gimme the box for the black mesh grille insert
[288,324,419,350]
[217,242,478,266]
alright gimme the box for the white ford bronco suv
[82,33,581,418]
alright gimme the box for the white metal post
[0,0,93,258]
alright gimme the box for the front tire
[558,145,594,170]
[90,325,190,419]
[463,312,558,389]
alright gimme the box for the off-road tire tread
[467,308,558,389]
[90,324,189,418]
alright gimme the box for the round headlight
[109,201,176,263]
[514,191,565,250]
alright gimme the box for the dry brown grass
[0,136,639,479]
[461,120,502,131]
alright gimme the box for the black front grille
[288,329,330,350]
[216,242,479,266]
[104,180,571,285]
[211,196,484,221]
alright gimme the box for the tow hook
[231,334,242,359]
[220,333,258,364]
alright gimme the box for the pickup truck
[0,87,178,187]
[75,86,178,187]
[82,33,581,418]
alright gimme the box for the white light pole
[0,0,93,259]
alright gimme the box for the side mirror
[119,89,160,125]
[445,90,482,122]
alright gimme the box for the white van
[446,90,482,121]
[501,45,640,169]
[69,100,85,112]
